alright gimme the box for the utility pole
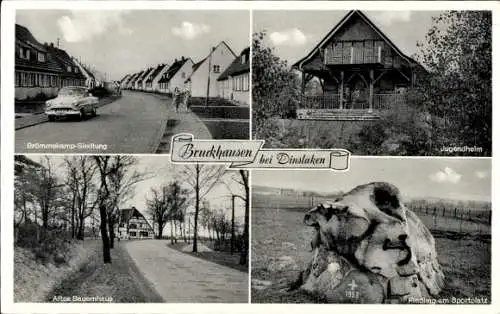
[231,195,235,255]
[205,46,214,108]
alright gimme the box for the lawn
[167,241,248,273]
[251,193,491,303]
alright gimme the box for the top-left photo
[14,10,251,154]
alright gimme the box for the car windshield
[58,88,86,97]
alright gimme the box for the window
[74,67,78,73]
[15,72,21,87]
[213,65,220,73]
[129,231,136,237]
[67,65,72,72]
[241,54,246,64]
[243,73,249,91]
[19,47,31,60]
[38,53,46,62]
[129,223,137,229]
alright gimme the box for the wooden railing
[373,93,407,110]
[301,93,407,110]
[301,94,340,109]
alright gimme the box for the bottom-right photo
[251,157,491,304]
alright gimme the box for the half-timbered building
[293,10,426,120]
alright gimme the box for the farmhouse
[185,41,236,98]
[158,57,194,93]
[293,10,426,120]
[217,47,250,105]
[116,207,154,239]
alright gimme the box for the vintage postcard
[1,1,498,314]
[13,9,250,154]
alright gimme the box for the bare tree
[146,181,189,241]
[93,156,148,263]
[178,164,226,252]
[64,156,98,240]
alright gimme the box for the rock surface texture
[293,182,445,303]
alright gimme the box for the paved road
[124,240,248,303]
[15,91,169,154]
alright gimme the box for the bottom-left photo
[13,154,249,303]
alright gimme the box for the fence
[252,193,491,235]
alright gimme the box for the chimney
[50,42,54,48]
[174,58,178,63]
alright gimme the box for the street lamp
[231,194,245,255]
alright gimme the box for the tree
[93,156,147,263]
[416,11,492,155]
[64,156,98,240]
[146,181,189,241]
[178,164,226,253]
[238,170,249,265]
[252,31,299,144]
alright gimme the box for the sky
[252,158,492,202]
[253,10,443,65]
[27,155,246,226]
[16,10,250,81]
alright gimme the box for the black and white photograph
[252,10,492,156]
[251,158,491,303]
[13,155,249,303]
[15,10,250,154]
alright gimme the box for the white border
[2,1,499,314]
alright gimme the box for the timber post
[339,71,344,109]
[369,69,374,112]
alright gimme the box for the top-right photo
[252,10,492,156]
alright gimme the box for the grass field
[251,193,491,303]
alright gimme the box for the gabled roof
[126,72,140,85]
[217,46,250,81]
[119,207,154,231]
[130,70,145,84]
[15,24,63,74]
[185,41,236,82]
[293,10,413,70]
[47,45,86,79]
[136,68,153,83]
[145,64,167,83]
[158,57,190,83]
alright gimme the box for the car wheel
[48,115,55,122]
[91,107,97,117]
[79,109,85,121]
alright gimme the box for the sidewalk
[124,240,248,303]
[139,92,212,153]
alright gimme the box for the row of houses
[120,41,250,105]
[15,24,102,100]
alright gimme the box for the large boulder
[300,182,445,303]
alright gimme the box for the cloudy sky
[252,158,491,202]
[253,10,443,65]
[16,10,250,81]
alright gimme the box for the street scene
[15,10,250,154]
[251,158,491,303]
[14,155,249,303]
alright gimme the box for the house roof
[119,207,154,231]
[217,46,250,81]
[130,70,145,84]
[146,64,167,83]
[185,41,236,83]
[47,45,86,79]
[293,10,415,70]
[158,57,190,83]
[136,68,153,83]
[15,24,64,74]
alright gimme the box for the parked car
[45,86,99,121]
